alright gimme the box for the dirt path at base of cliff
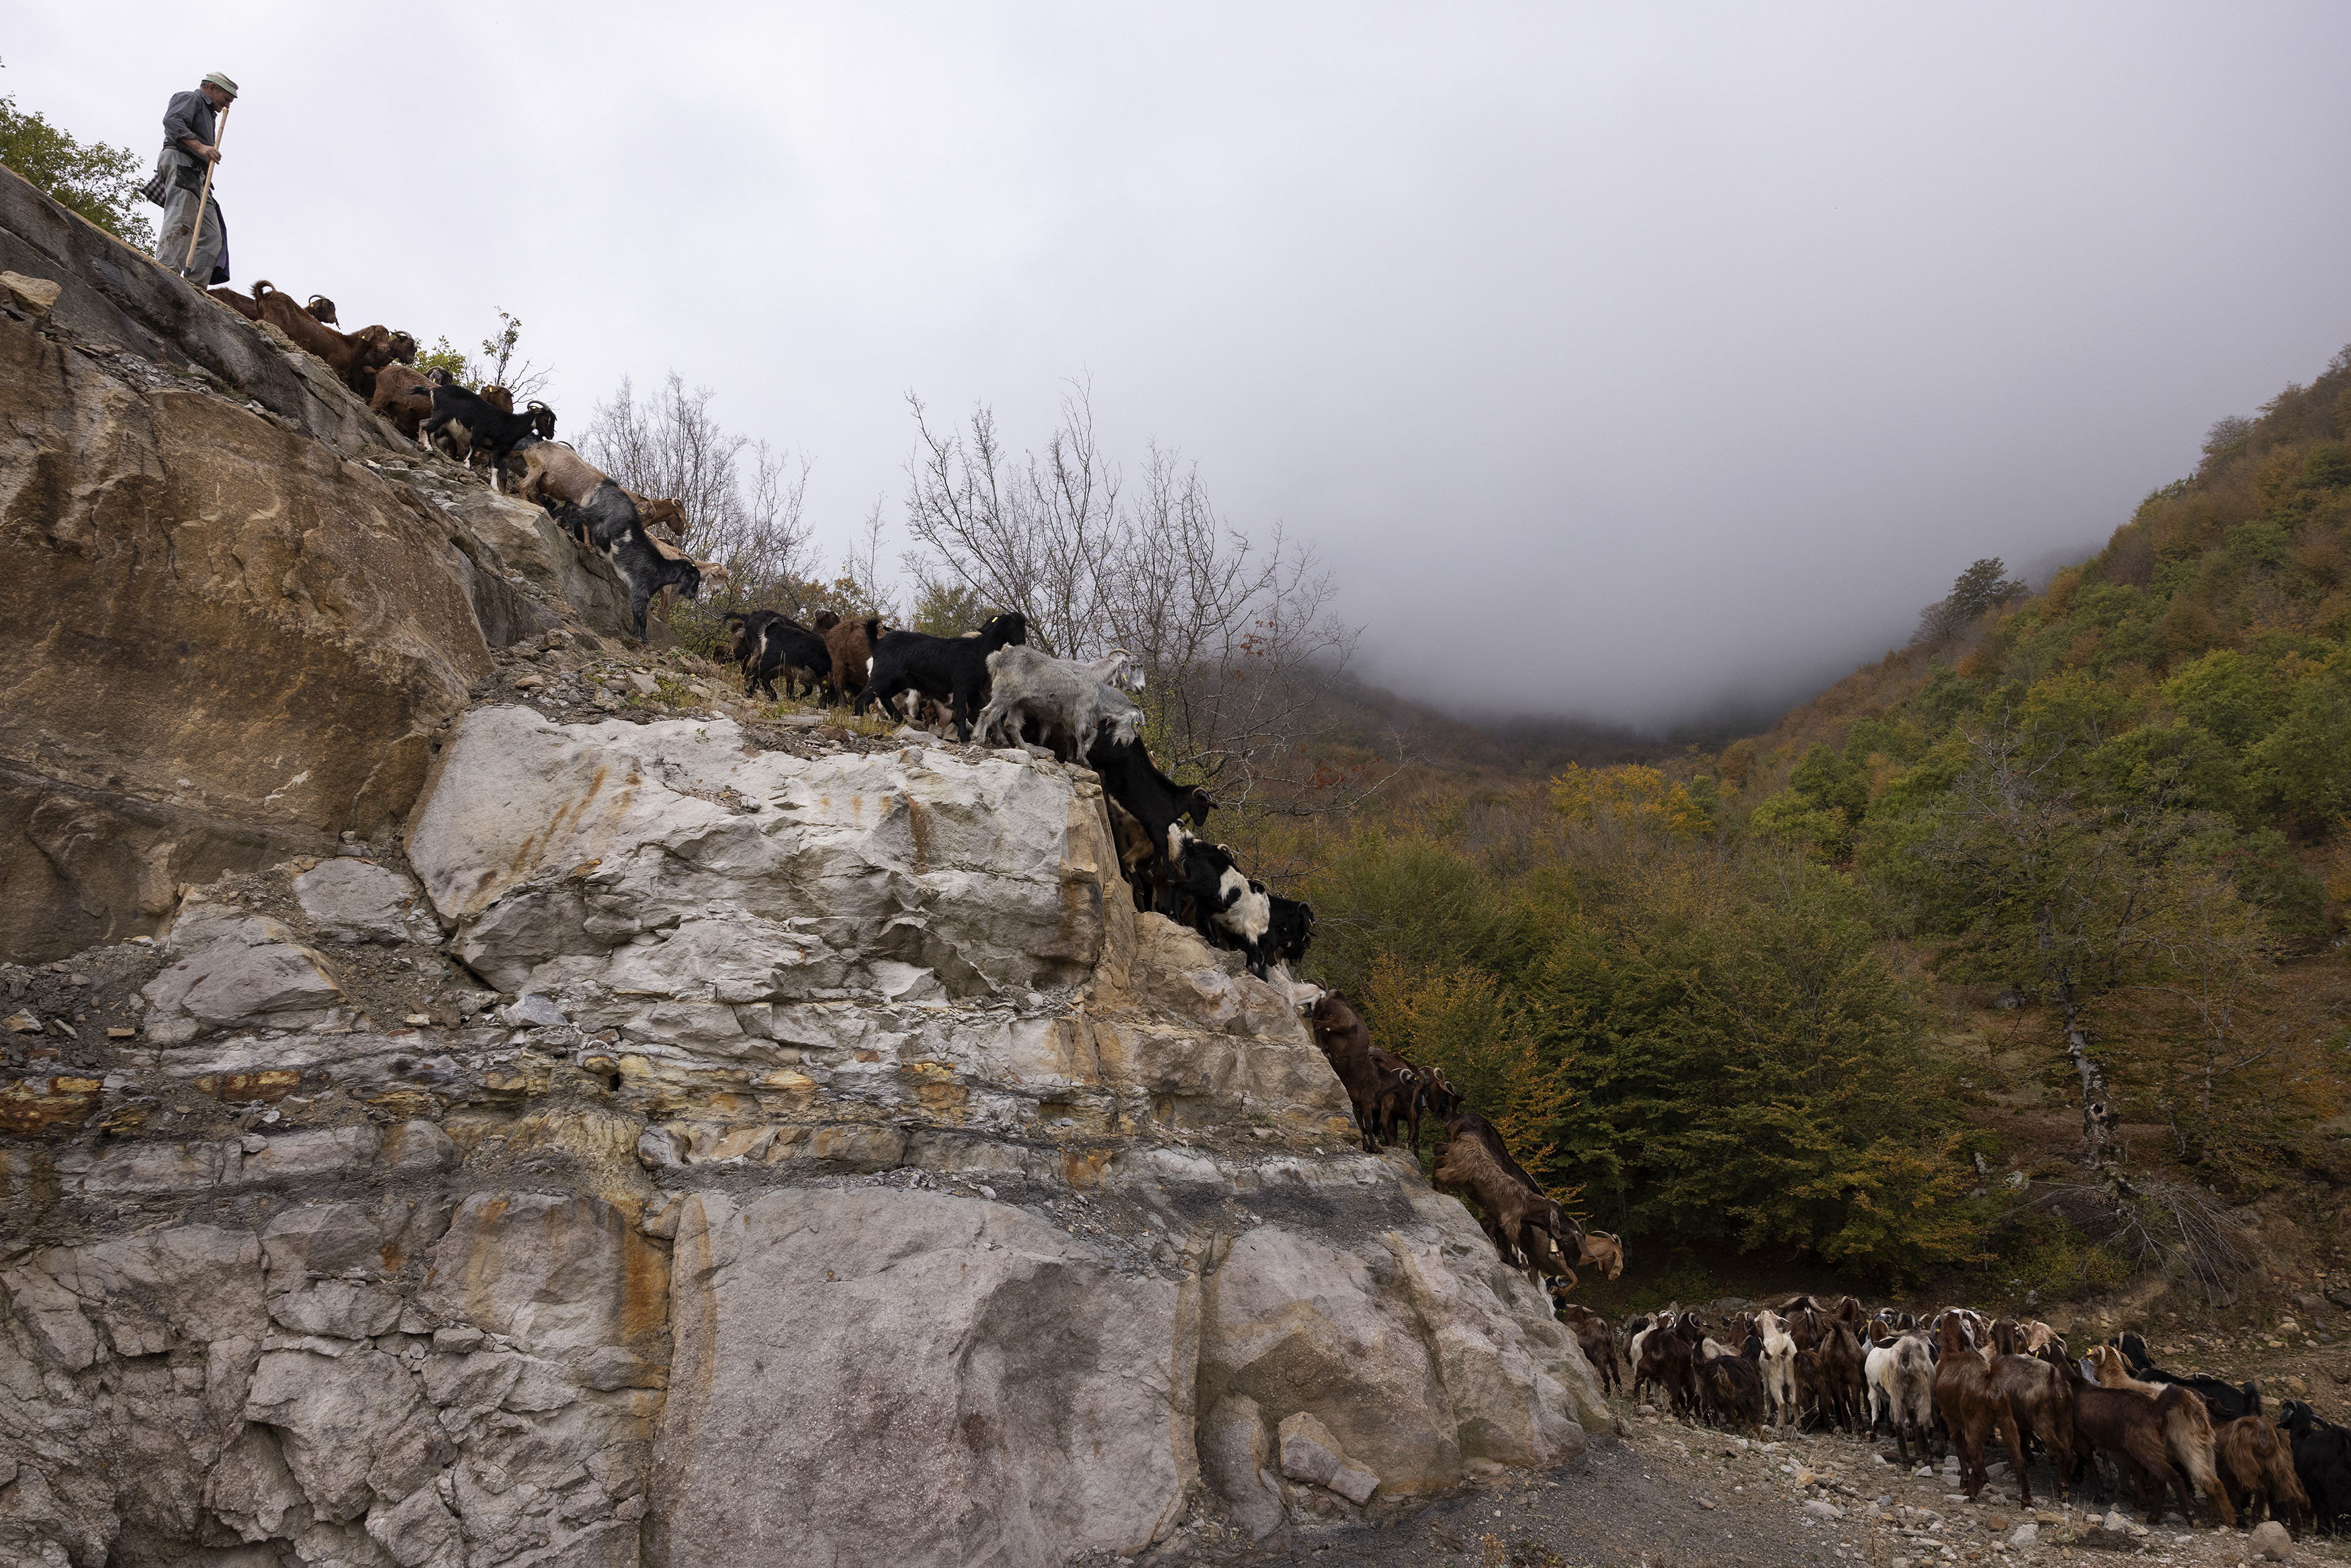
[1163,1396,2351,1568]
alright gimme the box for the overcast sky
[11,3,2350,730]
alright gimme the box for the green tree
[0,82,153,248]
[909,580,985,637]
[1914,557,2027,647]
[1535,849,1976,1283]
[2246,658,2351,829]
[414,336,470,383]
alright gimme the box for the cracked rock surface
[2,722,1608,1568]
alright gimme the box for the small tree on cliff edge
[0,73,153,248]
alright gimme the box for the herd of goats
[200,277,1318,984]
[1565,1299,2351,1538]
[197,281,2351,1549]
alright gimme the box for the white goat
[974,646,1143,760]
[1885,1332,1939,1467]
[1756,1308,1799,1428]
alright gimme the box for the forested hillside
[1270,347,2351,1301]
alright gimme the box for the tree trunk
[2041,903,2117,1168]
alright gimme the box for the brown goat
[1433,1126,1564,1285]
[1936,1312,2033,1505]
[627,492,690,540]
[515,440,610,510]
[2070,1374,2195,1526]
[1556,1303,1620,1395]
[478,384,515,413]
[1440,1113,1583,1279]
[1306,993,1388,1154]
[1365,1046,1425,1150]
[824,615,882,704]
[1813,1320,1869,1433]
[1633,1316,1699,1418]
[1988,1350,2073,1504]
[251,282,414,397]
[1699,1344,1768,1434]
[210,286,336,326]
[2217,1414,2309,1535]
[1577,1230,1625,1281]
[2084,1346,2235,1526]
[369,365,435,438]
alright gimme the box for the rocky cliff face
[0,172,1608,1568]
[0,167,646,962]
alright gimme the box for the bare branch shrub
[2024,1175,2255,1305]
[584,374,815,648]
[902,383,1364,806]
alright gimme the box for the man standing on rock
[152,72,237,284]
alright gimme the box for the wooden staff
[179,101,230,273]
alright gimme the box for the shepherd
[152,71,237,284]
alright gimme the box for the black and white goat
[1266,894,1315,968]
[853,613,1028,739]
[1164,825,1272,978]
[973,645,1142,759]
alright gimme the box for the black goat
[2282,1401,2351,1536]
[852,613,1028,739]
[750,617,831,700]
[1085,732,1212,905]
[1266,894,1314,968]
[2111,1332,2263,1422]
[421,382,556,486]
[725,610,785,692]
[544,480,701,641]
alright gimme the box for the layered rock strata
[2,710,1606,1566]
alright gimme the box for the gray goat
[975,646,1143,759]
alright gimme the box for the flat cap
[201,72,240,97]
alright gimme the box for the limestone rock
[504,993,568,1029]
[364,1483,465,1568]
[1,166,404,457]
[431,481,648,647]
[0,269,59,318]
[0,309,492,961]
[294,858,431,943]
[204,1427,313,1542]
[1278,1411,1345,1487]
[420,1192,669,1363]
[652,1189,1192,1567]
[140,907,344,1031]
[1201,1212,1599,1494]
[1328,1463,1381,1505]
[242,1345,428,1520]
[1198,1395,1285,1540]
[2250,1518,2295,1561]
[406,706,1124,1001]
[269,1281,404,1339]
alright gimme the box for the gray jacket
[161,89,217,161]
